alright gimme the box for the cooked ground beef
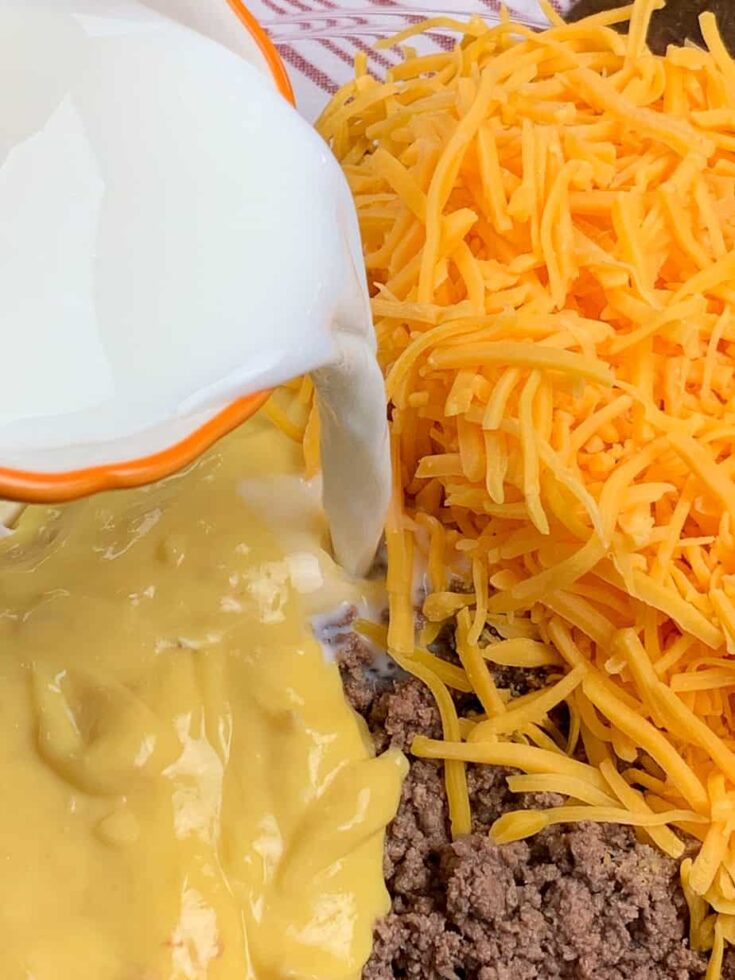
[336,635,731,979]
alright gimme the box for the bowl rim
[0,1,293,505]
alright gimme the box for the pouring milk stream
[0,0,389,575]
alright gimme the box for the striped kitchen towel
[246,0,565,119]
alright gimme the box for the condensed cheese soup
[0,416,405,979]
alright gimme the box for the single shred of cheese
[506,773,619,808]
[491,804,706,846]
[412,734,613,793]
[354,620,472,837]
[708,918,726,980]
[455,608,506,717]
[307,3,735,974]
[481,636,563,668]
[683,857,714,951]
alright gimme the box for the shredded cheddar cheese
[307,2,735,973]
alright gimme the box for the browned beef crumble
[336,634,734,979]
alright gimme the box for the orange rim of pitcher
[0,4,293,504]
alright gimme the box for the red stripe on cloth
[273,0,363,72]
[298,0,397,71]
[476,0,501,10]
[260,0,340,90]
[318,0,454,52]
[280,43,339,91]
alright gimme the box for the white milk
[0,0,389,576]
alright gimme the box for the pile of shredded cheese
[278,1,735,972]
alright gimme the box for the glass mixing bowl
[256,1,547,120]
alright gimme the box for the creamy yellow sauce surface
[0,416,405,979]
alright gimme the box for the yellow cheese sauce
[0,414,406,979]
